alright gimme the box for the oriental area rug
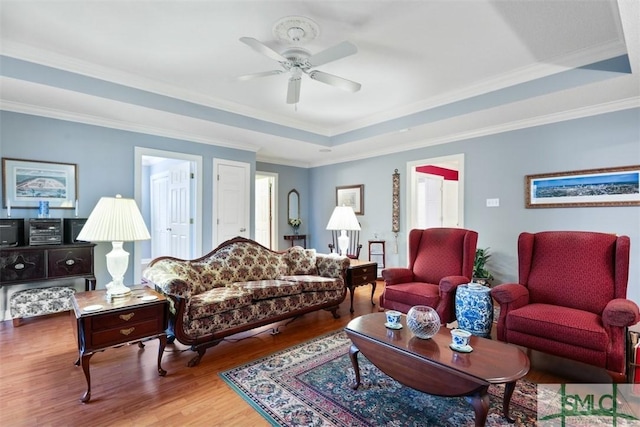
[220,330,537,426]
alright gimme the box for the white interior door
[168,161,191,259]
[214,159,250,246]
[150,161,192,259]
[150,171,170,258]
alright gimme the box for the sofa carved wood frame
[166,290,346,367]
[143,237,349,367]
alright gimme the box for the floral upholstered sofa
[142,236,350,366]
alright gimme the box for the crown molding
[307,96,640,168]
[0,41,330,136]
[328,39,629,135]
[255,154,311,168]
[1,79,636,169]
[0,99,261,153]
[3,35,628,141]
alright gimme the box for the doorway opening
[407,154,464,231]
[134,147,203,284]
[255,172,278,249]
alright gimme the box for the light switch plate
[486,198,500,207]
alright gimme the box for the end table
[346,260,377,313]
[71,285,168,403]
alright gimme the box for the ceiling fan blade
[307,41,358,67]
[236,70,284,81]
[239,37,288,62]
[308,70,361,92]
[287,77,301,104]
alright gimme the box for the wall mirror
[288,189,300,220]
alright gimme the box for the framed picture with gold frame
[525,165,640,208]
[336,184,364,215]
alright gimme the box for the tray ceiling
[1,0,638,166]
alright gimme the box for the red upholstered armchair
[491,231,639,381]
[379,228,478,324]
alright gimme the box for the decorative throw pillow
[285,246,318,275]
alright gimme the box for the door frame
[255,171,278,249]
[134,147,203,284]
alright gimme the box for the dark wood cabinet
[0,250,45,282]
[346,260,377,313]
[72,286,168,402]
[0,243,96,290]
[47,246,94,279]
[86,304,165,348]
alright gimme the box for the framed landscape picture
[525,165,640,208]
[2,157,78,209]
[336,184,364,215]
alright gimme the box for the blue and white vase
[455,283,493,337]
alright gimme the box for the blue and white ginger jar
[455,283,493,337]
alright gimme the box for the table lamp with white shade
[76,194,150,298]
[326,206,361,256]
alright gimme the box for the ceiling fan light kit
[239,15,361,105]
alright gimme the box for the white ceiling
[1,0,639,167]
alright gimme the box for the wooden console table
[71,286,168,403]
[283,234,307,248]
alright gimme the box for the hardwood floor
[0,283,613,426]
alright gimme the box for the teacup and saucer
[449,328,473,352]
[384,310,402,329]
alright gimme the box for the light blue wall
[309,154,401,262]
[1,108,639,304]
[0,111,256,289]
[307,108,640,302]
[256,161,310,251]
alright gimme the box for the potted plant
[472,247,494,286]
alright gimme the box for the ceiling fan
[238,16,361,104]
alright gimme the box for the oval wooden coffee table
[345,313,530,426]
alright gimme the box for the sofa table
[346,260,377,313]
[71,285,168,403]
[283,234,307,248]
